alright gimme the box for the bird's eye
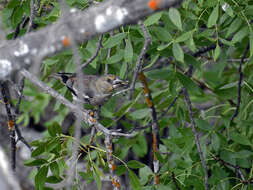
[107,78,111,83]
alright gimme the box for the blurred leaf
[115,165,127,176]
[195,119,213,131]
[218,81,238,90]
[35,165,48,190]
[48,122,62,137]
[232,150,253,158]
[176,72,202,95]
[172,42,184,63]
[128,108,150,119]
[32,145,45,157]
[93,165,102,190]
[132,134,148,157]
[226,17,242,38]
[230,132,252,146]
[151,26,172,42]
[105,53,123,64]
[124,38,133,62]
[50,161,60,177]
[120,62,128,79]
[46,176,63,183]
[175,31,192,43]
[207,5,219,28]
[24,159,48,166]
[232,26,248,43]
[7,0,20,8]
[127,160,145,169]
[128,169,142,190]
[11,7,23,28]
[103,33,127,48]
[250,31,253,57]
[221,2,234,17]
[143,12,162,26]
[213,44,220,61]
[169,8,182,31]
[146,69,173,80]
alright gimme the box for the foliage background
[1,0,253,189]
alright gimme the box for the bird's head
[96,74,128,94]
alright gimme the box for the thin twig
[171,172,181,190]
[159,89,184,120]
[27,0,35,32]
[14,78,33,152]
[231,43,249,123]
[129,21,150,99]
[0,82,16,171]
[212,155,246,181]
[138,72,160,184]
[183,89,209,190]
[81,34,103,69]
[105,135,121,190]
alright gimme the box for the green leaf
[211,133,220,152]
[105,53,123,64]
[184,54,201,70]
[151,26,172,42]
[46,176,62,184]
[226,18,242,38]
[139,166,153,185]
[213,44,220,61]
[169,8,182,31]
[7,0,20,8]
[250,31,253,57]
[115,165,127,176]
[132,134,148,157]
[176,72,202,95]
[11,7,24,28]
[128,169,142,190]
[172,42,184,63]
[24,159,48,166]
[127,160,145,169]
[93,165,102,190]
[195,119,213,131]
[35,166,48,190]
[175,31,192,43]
[232,26,249,43]
[230,132,252,146]
[207,5,219,28]
[143,12,162,26]
[48,122,62,137]
[32,145,45,157]
[103,33,127,48]
[219,81,238,90]
[221,2,234,17]
[120,62,127,79]
[157,43,170,51]
[232,150,253,158]
[146,69,173,80]
[124,38,133,62]
[50,161,60,177]
[143,54,159,70]
[128,108,150,119]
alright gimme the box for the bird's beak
[112,78,129,88]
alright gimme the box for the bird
[51,72,128,106]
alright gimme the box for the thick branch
[0,0,182,80]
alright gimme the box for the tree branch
[0,0,182,80]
